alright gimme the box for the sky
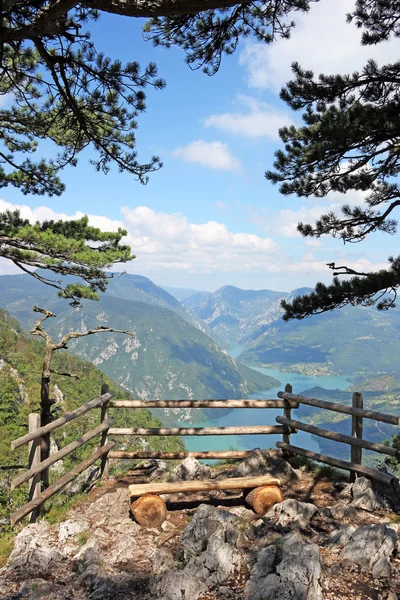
[1,0,398,293]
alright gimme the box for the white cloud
[265,187,368,238]
[0,199,125,232]
[204,96,294,140]
[172,140,241,171]
[239,0,399,91]
[1,199,388,291]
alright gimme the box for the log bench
[128,475,283,528]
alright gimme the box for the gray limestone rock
[169,457,211,482]
[246,531,323,600]
[329,501,357,520]
[341,523,398,569]
[221,449,298,485]
[372,555,393,579]
[58,518,89,543]
[7,522,63,579]
[64,465,100,496]
[19,578,54,598]
[340,477,389,512]
[327,525,357,547]
[155,505,242,600]
[181,504,239,556]
[266,499,318,530]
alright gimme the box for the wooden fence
[9,383,399,526]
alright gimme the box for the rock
[19,578,54,598]
[64,465,100,496]
[58,518,89,543]
[220,449,298,485]
[340,477,389,512]
[387,592,398,600]
[7,522,63,579]
[149,460,169,481]
[341,523,398,569]
[181,504,239,556]
[153,548,175,576]
[169,457,211,482]
[266,499,318,530]
[155,505,242,600]
[8,546,63,579]
[329,502,357,520]
[246,531,323,600]
[72,528,109,561]
[313,507,332,520]
[87,487,130,526]
[372,555,392,579]
[327,525,357,547]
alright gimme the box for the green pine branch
[0,209,134,304]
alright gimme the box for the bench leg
[131,494,167,528]
[244,485,284,515]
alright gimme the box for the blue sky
[1,0,398,292]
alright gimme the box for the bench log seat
[129,475,283,528]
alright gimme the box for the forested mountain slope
[0,275,277,418]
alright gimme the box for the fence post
[100,384,110,479]
[282,383,293,445]
[350,392,363,482]
[28,413,41,523]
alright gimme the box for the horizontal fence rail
[278,391,399,425]
[109,399,298,409]
[277,442,398,488]
[11,391,114,450]
[108,449,283,460]
[108,425,289,437]
[276,416,400,459]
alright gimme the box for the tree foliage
[266,0,400,319]
[0,209,134,303]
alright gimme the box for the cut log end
[131,494,167,528]
[245,485,284,515]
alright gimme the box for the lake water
[180,356,351,456]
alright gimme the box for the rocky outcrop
[7,522,64,580]
[340,523,398,570]
[246,531,324,600]
[220,449,298,485]
[340,477,390,512]
[2,458,399,600]
[154,505,242,600]
[266,499,318,530]
[169,457,211,482]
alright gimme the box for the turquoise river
[179,355,351,457]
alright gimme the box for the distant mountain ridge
[181,283,400,379]
[0,274,278,422]
[182,284,289,348]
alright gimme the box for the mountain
[162,286,209,302]
[239,301,400,379]
[0,275,279,423]
[182,291,213,310]
[181,281,400,379]
[185,285,287,348]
